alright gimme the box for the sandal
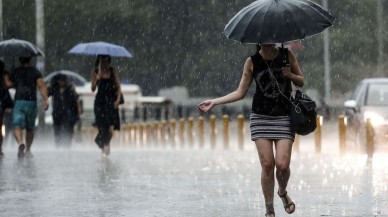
[277,190,295,214]
[265,204,275,217]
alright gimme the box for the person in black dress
[48,73,80,147]
[91,55,121,156]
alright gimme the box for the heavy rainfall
[0,0,388,216]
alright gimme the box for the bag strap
[263,47,302,114]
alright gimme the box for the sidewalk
[0,143,387,217]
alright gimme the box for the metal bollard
[153,122,160,146]
[198,116,204,148]
[210,115,216,149]
[133,124,138,146]
[170,119,177,147]
[188,117,194,146]
[315,115,323,153]
[293,134,300,152]
[89,127,97,146]
[81,127,87,145]
[179,118,185,147]
[140,123,146,147]
[338,115,347,154]
[161,120,167,145]
[223,114,229,149]
[366,118,374,158]
[237,114,244,150]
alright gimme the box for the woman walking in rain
[198,44,304,217]
[48,73,80,147]
[91,55,121,156]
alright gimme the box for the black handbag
[0,88,13,110]
[269,46,317,135]
[119,92,124,105]
[289,90,317,135]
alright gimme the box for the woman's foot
[102,145,110,157]
[278,190,295,214]
[265,204,275,217]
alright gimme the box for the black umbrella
[0,38,44,57]
[224,0,335,44]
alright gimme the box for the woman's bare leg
[275,139,295,213]
[255,139,275,216]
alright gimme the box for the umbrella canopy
[224,0,335,44]
[44,70,87,87]
[0,38,44,57]
[68,41,133,58]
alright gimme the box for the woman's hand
[281,65,292,78]
[114,100,120,109]
[198,100,216,113]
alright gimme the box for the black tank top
[95,67,118,104]
[251,49,292,116]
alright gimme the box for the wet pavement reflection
[0,145,387,216]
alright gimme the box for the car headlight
[364,111,385,126]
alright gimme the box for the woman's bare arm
[3,74,14,88]
[113,68,122,108]
[282,50,304,87]
[91,69,98,92]
[198,57,253,112]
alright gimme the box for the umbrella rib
[239,0,274,43]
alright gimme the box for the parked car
[344,78,388,145]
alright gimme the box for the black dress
[94,68,120,148]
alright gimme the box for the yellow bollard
[170,119,177,147]
[89,127,97,146]
[338,115,347,154]
[315,115,323,153]
[154,122,160,146]
[161,120,167,144]
[210,115,217,149]
[223,114,229,149]
[237,114,245,150]
[81,127,87,145]
[146,123,152,146]
[179,118,185,147]
[293,134,300,152]
[138,123,144,147]
[198,116,204,148]
[188,117,194,146]
[366,118,374,158]
[133,124,138,146]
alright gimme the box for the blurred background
[0,0,387,121]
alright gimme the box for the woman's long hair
[256,44,261,53]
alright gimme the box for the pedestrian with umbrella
[0,38,48,158]
[48,73,81,147]
[198,0,335,216]
[3,56,48,158]
[68,41,132,156]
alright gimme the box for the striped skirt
[250,113,295,142]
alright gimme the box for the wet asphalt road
[0,120,388,217]
[0,143,387,217]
